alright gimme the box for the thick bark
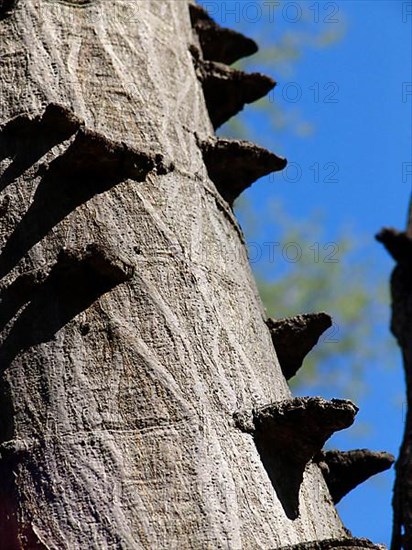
[0,1,386,548]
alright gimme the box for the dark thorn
[235,397,358,519]
[315,449,395,504]
[189,4,258,65]
[194,58,275,129]
[376,227,412,264]
[48,128,156,182]
[266,313,332,380]
[199,137,287,205]
[252,397,358,466]
[0,120,170,279]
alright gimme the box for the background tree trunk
[0,1,382,547]
[376,208,412,550]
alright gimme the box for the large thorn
[278,538,386,549]
[47,128,164,182]
[250,397,358,465]
[193,53,275,129]
[316,449,395,504]
[376,227,412,264]
[266,313,332,380]
[199,137,286,205]
[56,243,135,286]
[234,397,358,519]
[0,126,173,280]
[189,4,258,65]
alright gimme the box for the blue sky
[199,0,411,544]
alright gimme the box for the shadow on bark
[0,104,81,191]
[0,244,134,374]
[0,245,133,543]
[0,462,20,549]
[234,398,358,520]
[0,0,18,21]
[254,434,303,519]
[0,104,152,547]
[0,270,47,333]
[0,437,49,549]
[0,128,155,279]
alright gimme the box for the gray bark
[0,1,380,548]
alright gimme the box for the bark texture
[376,226,412,550]
[0,1,387,548]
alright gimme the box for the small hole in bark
[79,323,90,336]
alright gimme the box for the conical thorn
[47,128,158,182]
[266,313,332,380]
[315,449,395,504]
[199,137,286,205]
[193,56,275,129]
[0,103,82,154]
[189,4,258,65]
[0,244,135,369]
[234,397,358,519]
[57,243,135,286]
[251,397,358,464]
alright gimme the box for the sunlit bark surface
[0,1,353,547]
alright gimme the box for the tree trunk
[376,209,412,550]
[0,1,385,547]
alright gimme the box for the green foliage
[237,199,393,401]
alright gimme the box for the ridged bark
[0,1,388,548]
